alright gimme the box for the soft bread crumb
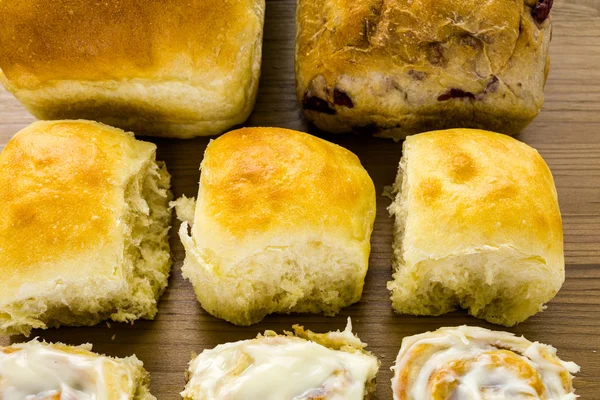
[108,159,172,323]
[387,248,557,326]
[170,195,196,226]
[179,224,368,326]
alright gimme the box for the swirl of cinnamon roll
[392,326,579,400]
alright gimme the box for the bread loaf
[296,0,553,138]
[0,0,265,138]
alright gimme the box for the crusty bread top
[298,0,522,71]
[296,0,551,118]
[399,129,562,268]
[0,120,155,301]
[0,0,263,89]
[192,127,376,257]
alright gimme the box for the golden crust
[0,0,265,137]
[180,127,376,325]
[195,127,376,245]
[388,129,564,326]
[296,0,552,138]
[0,120,155,309]
[0,0,255,84]
[402,128,562,266]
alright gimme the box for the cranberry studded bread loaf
[0,0,265,138]
[175,127,376,326]
[296,0,553,138]
[0,120,172,336]
[387,129,564,326]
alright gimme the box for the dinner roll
[392,326,579,399]
[0,120,172,336]
[176,127,376,325]
[296,0,552,138]
[0,0,265,138]
[387,129,563,326]
[181,319,379,399]
[1,339,155,399]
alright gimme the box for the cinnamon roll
[392,326,579,400]
[0,339,155,399]
[181,319,379,399]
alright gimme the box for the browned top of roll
[0,0,262,88]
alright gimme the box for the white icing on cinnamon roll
[392,326,579,400]
[182,321,378,399]
[0,340,136,400]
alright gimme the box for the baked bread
[296,0,553,139]
[392,326,579,399]
[0,0,265,138]
[387,129,563,326]
[181,319,379,399]
[0,339,155,399]
[176,127,376,325]
[0,120,172,336]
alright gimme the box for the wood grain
[1,0,599,398]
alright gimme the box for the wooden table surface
[1,0,599,398]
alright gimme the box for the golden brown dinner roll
[175,127,376,325]
[0,120,172,336]
[1,339,155,399]
[0,0,265,138]
[181,320,379,399]
[296,0,552,138]
[387,129,563,326]
[392,326,579,399]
